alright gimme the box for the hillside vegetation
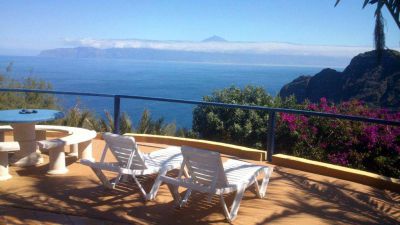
[280,50,400,109]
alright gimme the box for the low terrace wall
[125,133,400,193]
[124,133,266,161]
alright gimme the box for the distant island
[39,36,352,67]
[279,49,400,109]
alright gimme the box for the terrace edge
[272,154,400,192]
[124,133,266,161]
[125,133,400,193]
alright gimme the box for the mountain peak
[202,35,227,42]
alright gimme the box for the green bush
[0,74,58,110]
[193,85,400,178]
[193,85,297,149]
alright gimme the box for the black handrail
[1,88,399,162]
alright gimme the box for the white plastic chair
[160,146,273,222]
[80,132,183,200]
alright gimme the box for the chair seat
[123,146,182,176]
[224,159,266,186]
[82,147,183,176]
[144,146,183,168]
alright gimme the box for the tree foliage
[0,74,58,110]
[193,85,297,149]
[193,85,400,177]
[136,109,177,135]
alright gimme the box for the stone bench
[36,125,97,175]
[0,141,20,180]
[0,124,83,157]
[0,125,97,176]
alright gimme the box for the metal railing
[1,88,400,162]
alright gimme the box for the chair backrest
[181,146,228,189]
[102,133,147,170]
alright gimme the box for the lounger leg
[47,146,68,175]
[90,167,114,189]
[180,189,192,207]
[254,176,262,198]
[147,168,168,201]
[259,167,273,198]
[0,152,12,181]
[78,141,94,162]
[220,184,245,222]
[132,175,148,199]
[166,183,182,207]
[69,144,78,157]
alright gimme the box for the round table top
[0,109,64,123]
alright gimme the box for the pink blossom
[320,97,328,106]
[363,126,379,149]
[395,146,400,154]
[308,103,318,111]
[311,126,318,135]
[328,152,349,166]
[299,115,308,123]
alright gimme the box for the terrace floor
[0,138,399,225]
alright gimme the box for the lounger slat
[160,146,274,222]
[81,133,183,201]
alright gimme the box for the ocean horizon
[0,55,333,128]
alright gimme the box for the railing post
[267,111,276,162]
[113,95,121,134]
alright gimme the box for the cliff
[279,49,400,108]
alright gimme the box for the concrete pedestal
[69,144,79,157]
[10,123,43,166]
[0,152,12,180]
[47,145,68,175]
[78,141,94,162]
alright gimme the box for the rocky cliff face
[279,49,400,108]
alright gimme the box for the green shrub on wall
[193,85,297,149]
[193,85,400,178]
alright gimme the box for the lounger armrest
[160,175,215,194]
[80,159,121,173]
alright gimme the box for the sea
[0,56,330,128]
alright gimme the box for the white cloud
[63,38,388,58]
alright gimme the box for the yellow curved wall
[124,133,266,161]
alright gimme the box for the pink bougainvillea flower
[328,152,349,166]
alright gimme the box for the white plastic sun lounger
[80,132,183,200]
[160,146,273,222]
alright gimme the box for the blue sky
[0,0,399,55]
